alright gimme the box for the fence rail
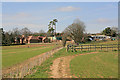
[67,44,119,52]
[2,47,63,78]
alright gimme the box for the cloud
[57,6,80,12]
[14,12,30,18]
[3,12,40,24]
[96,18,117,24]
[3,12,30,20]
[3,12,31,23]
[96,18,110,23]
[2,23,47,32]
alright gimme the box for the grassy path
[50,56,73,78]
[25,48,93,78]
[50,51,118,78]
[50,52,98,78]
[25,47,118,78]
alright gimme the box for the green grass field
[70,51,118,78]
[66,40,118,45]
[25,48,93,78]
[2,44,61,69]
[85,40,118,45]
[25,40,118,78]
[2,40,118,78]
[25,47,118,78]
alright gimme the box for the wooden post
[112,44,113,51]
[90,45,91,51]
[67,45,69,52]
[95,45,96,51]
[74,45,77,52]
[72,45,73,52]
[88,45,89,51]
[81,45,82,52]
[101,45,102,51]
[106,45,108,51]
[107,45,108,51]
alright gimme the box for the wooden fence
[2,47,63,78]
[67,44,119,52]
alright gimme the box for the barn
[27,36,43,43]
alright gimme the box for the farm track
[50,52,98,78]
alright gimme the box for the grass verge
[25,48,93,78]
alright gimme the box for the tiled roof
[31,36,39,39]
[27,36,44,40]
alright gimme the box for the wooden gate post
[95,45,96,51]
[88,45,89,51]
[112,44,113,51]
[90,45,91,51]
[106,45,108,51]
[67,45,69,52]
[107,45,108,51]
[101,45,102,51]
[71,45,73,52]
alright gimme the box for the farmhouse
[48,36,56,42]
[27,36,43,44]
[90,35,111,41]
[14,34,63,44]
[15,35,45,44]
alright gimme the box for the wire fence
[2,47,63,78]
[67,44,119,52]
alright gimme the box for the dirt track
[50,52,98,78]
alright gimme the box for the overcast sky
[2,2,118,33]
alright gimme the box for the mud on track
[50,52,98,78]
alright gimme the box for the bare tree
[21,27,31,37]
[111,27,118,34]
[39,29,45,34]
[39,29,45,36]
[12,28,21,37]
[62,33,67,47]
[62,19,86,46]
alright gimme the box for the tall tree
[21,27,31,37]
[0,28,5,45]
[9,33,15,43]
[12,28,21,37]
[4,32,11,45]
[102,27,117,37]
[53,19,58,36]
[48,21,55,37]
[48,19,58,37]
[102,27,111,36]
[62,19,86,46]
